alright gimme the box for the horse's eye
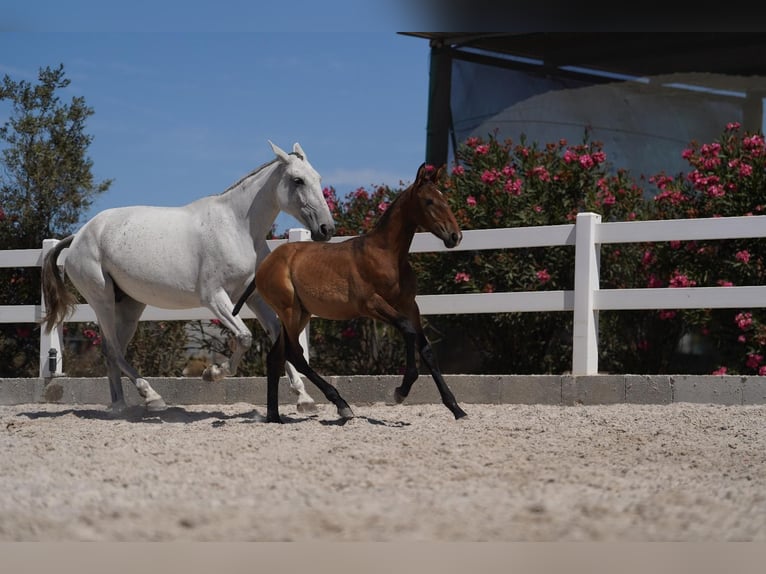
[425,198,434,206]
[293,177,304,186]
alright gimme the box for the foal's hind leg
[277,311,354,421]
[283,331,355,420]
[246,293,316,412]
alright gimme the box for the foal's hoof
[338,406,355,420]
[453,407,468,420]
[145,397,168,412]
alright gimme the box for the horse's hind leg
[96,292,166,412]
[245,292,316,412]
[111,295,167,411]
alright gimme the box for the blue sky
[0,3,434,233]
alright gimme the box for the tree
[0,63,111,376]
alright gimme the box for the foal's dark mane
[370,179,418,232]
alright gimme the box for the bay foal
[248,163,467,423]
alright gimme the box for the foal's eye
[293,177,304,186]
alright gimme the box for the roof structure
[401,33,766,169]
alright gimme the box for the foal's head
[410,163,462,248]
[270,140,335,241]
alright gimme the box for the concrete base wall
[2,374,766,407]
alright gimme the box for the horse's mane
[221,158,280,195]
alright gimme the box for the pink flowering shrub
[639,122,766,374]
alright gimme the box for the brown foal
[240,163,466,423]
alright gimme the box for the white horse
[42,141,334,413]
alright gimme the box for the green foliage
[0,64,111,377]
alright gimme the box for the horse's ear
[269,140,291,163]
[293,142,306,161]
[435,164,447,182]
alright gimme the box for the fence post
[288,228,312,363]
[572,212,601,375]
[39,238,64,377]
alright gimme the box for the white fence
[2,212,766,378]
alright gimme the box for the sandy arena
[1,401,765,541]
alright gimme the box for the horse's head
[269,140,335,241]
[411,163,462,249]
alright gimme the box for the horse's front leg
[202,290,252,382]
[245,291,317,412]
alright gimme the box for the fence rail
[3,212,766,377]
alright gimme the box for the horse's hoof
[297,400,317,413]
[109,400,128,414]
[202,365,225,382]
[393,388,406,404]
[266,415,283,424]
[146,398,168,412]
[338,406,355,420]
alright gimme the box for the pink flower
[759,366,766,376]
[642,250,654,267]
[475,144,489,155]
[377,201,389,213]
[717,280,733,287]
[536,269,551,284]
[659,310,677,320]
[735,250,751,264]
[735,312,753,330]
[578,154,594,169]
[466,196,477,207]
[712,366,728,375]
[465,137,480,148]
[531,166,550,182]
[454,272,471,283]
[563,150,577,163]
[481,169,498,184]
[668,270,696,288]
[341,327,357,339]
[746,353,764,370]
[738,335,747,343]
[504,179,522,195]
[726,122,741,131]
[451,165,465,176]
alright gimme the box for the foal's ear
[269,140,291,163]
[415,162,428,183]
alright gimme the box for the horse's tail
[41,235,77,333]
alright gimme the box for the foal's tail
[41,235,78,333]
